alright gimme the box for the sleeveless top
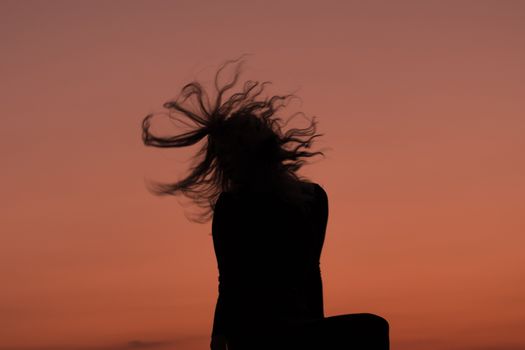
[211,181,329,342]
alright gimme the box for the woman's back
[211,181,328,347]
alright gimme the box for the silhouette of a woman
[142,58,389,350]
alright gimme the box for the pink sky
[1,1,524,349]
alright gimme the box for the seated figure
[141,57,390,350]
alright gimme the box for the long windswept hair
[142,57,326,223]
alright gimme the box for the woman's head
[210,112,281,185]
[142,57,325,222]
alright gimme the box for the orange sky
[1,1,524,349]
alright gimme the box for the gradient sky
[1,1,524,349]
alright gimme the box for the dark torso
[211,181,329,345]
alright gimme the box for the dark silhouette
[142,57,389,349]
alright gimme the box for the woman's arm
[306,184,329,318]
[211,193,229,349]
[211,291,228,350]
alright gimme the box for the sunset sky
[1,1,524,349]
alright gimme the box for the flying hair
[141,57,326,223]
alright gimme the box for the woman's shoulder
[216,180,327,208]
[312,182,327,201]
[299,181,327,200]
